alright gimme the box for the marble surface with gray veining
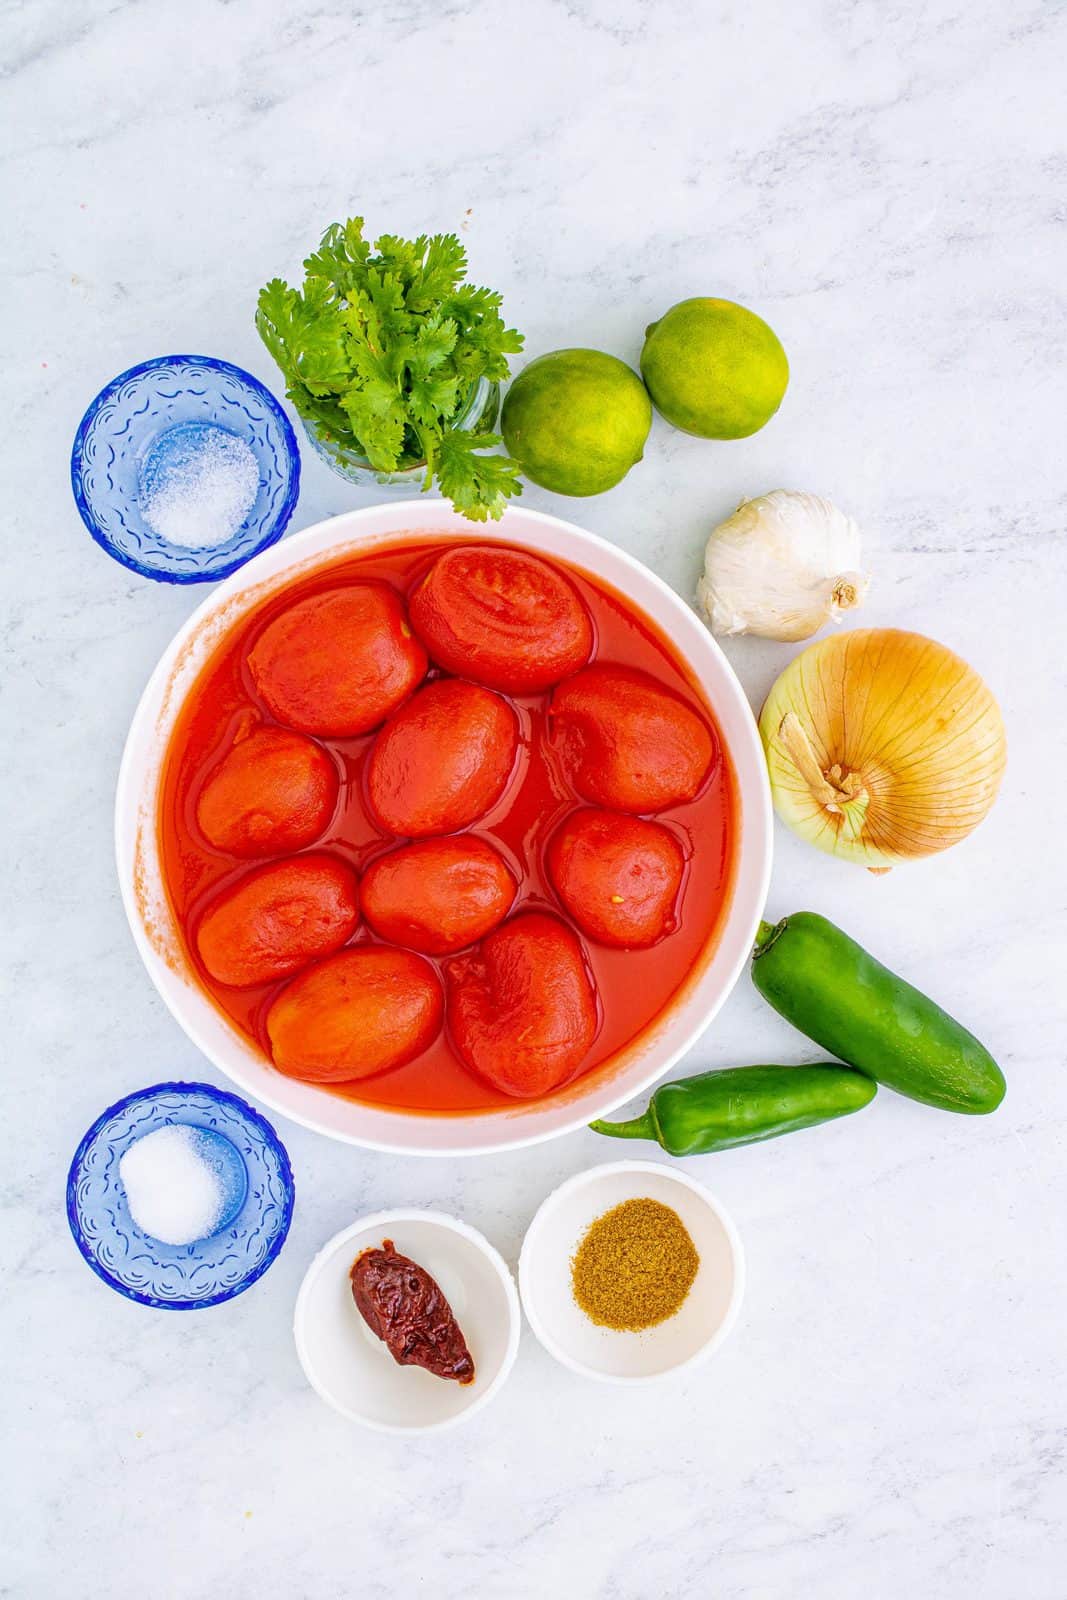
[3,1,1066,1595]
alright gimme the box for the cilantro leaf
[374,233,426,287]
[284,382,350,441]
[407,233,467,311]
[303,218,370,297]
[255,278,351,395]
[409,372,460,428]
[257,218,524,519]
[408,314,459,377]
[340,378,407,471]
[436,430,523,523]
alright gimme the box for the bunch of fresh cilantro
[256,218,525,521]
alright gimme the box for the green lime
[640,298,788,439]
[501,349,652,496]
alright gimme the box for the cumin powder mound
[571,1197,700,1331]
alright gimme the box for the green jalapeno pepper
[590,1062,876,1155]
[751,912,1005,1115]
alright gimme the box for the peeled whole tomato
[549,664,716,813]
[409,545,593,693]
[445,912,598,1098]
[247,584,427,737]
[361,836,516,956]
[195,854,360,988]
[366,678,519,837]
[267,946,443,1083]
[547,808,685,948]
[195,724,339,858]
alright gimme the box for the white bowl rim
[115,498,772,1156]
[517,1158,746,1385]
[293,1206,521,1433]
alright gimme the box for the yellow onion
[759,628,1006,869]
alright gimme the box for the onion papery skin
[759,628,1007,868]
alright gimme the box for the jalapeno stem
[754,918,781,955]
[589,1109,658,1142]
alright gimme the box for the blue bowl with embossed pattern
[67,1081,295,1309]
[71,355,300,584]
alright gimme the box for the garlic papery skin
[697,489,869,642]
[759,628,1007,870]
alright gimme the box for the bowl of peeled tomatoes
[116,500,772,1155]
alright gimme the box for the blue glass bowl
[67,1082,295,1309]
[71,355,301,584]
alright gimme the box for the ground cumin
[570,1197,700,1331]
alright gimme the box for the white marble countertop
[5,1,1066,1595]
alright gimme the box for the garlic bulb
[759,629,1007,870]
[697,489,869,642]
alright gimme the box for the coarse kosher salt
[119,1125,225,1246]
[140,425,259,549]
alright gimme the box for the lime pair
[500,299,789,498]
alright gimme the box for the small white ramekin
[519,1160,745,1383]
[294,1208,520,1433]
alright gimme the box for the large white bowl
[116,499,771,1156]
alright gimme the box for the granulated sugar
[140,424,259,548]
[119,1124,225,1245]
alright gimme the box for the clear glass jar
[300,376,501,492]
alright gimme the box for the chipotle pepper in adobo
[350,1240,475,1385]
